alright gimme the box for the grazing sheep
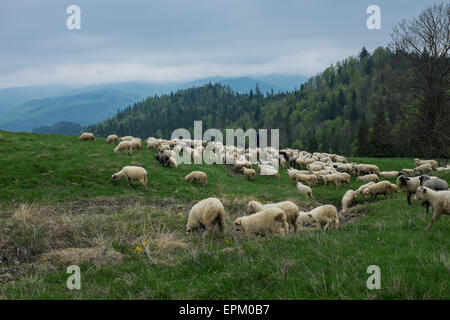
[354,164,379,176]
[295,174,318,186]
[400,168,415,176]
[363,181,398,201]
[259,165,280,179]
[341,190,357,211]
[379,171,399,178]
[418,175,449,213]
[155,152,170,167]
[355,182,375,196]
[119,136,134,142]
[357,174,379,183]
[113,141,133,155]
[111,166,147,191]
[296,182,314,199]
[234,207,289,236]
[130,138,142,151]
[414,159,437,171]
[247,200,299,232]
[414,163,433,175]
[296,205,339,231]
[106,134,118,144]
[79,132,95,142]
[397,175,421,205]
[242,167,256,180]
[337,172,351,184]
[186,198,226,235]
[414,187,450,229]
[184,171,208,185]
[319,173,341,188]
[168,156,178,168]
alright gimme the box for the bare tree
[389,3,449,161]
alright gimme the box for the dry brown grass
[41,247,123,266]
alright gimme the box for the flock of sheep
[79,132,450,234]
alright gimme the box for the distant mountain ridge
[0,74,307,133]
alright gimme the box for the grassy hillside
[0,130,449,299]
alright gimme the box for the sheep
[111,166,147,191]
[418,175,449,213]
[296,205,339,231]
[397,175,421,205]
[341,190,357,211]
[337,172,351,185]
[186,198,226,235]
[106,134,118,144]
[234,207,289,236]
[414,187,450,229]
[363,181,398,201]
[354,164,379,176]
[247,200,299,232]
[355,182,375,196]
[295,174,318,186]
[155,152,169,167]
[119,136,134,142]
[413,163,433,175]
[400,168,415,176]
[357,174,379,184]
[296,182,313,199]
[79,132,95,142]
[168,156,178,168]
[319,173,341,188]
[130,138,142,151]
[414,159,438,171]
[242,167,256,180]
[113,141,133,155]
[184,171,208,185]
[259,165,280,179]
[379,171,399,178]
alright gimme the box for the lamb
[296,205,339,231]
[296,182,314,199]
[242,167,256,180]
[418,175,449,213]
[414,187,450,229]
[106,134,119,144]
[357,174,379,183]
[397,175,421,205]
[79,132,95,142]
[341,190,357,211]
[111,166,147,191]
[355,182,375,196]
[363,181,398,201]
[247,200,299,232]
[379,171,399,178]
[414,159,437,171]
[184,171,208,185]
[413,163,433,175]
[234,207,289,236]
[186,198,226,235]
[113,141,133,155]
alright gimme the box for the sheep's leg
[127,177,131,186]
[425,202,429,214]
[425,210,440,229]
[407,193,412,205]
[323,217,332,231]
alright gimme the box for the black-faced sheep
[111,166,147,191]
[414,187,450,229]
[186,197,226,235]
[155,152,170,167]
[184,171,208,185]
[234,207,289,236]
[397,175,421,205]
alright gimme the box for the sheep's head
[247,201,260,213]
[397,175,409,187]
[234,218,244,232]
[111,174,119,182]
[414,186,428,201]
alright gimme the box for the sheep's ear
[235,220,241,225]
[423,188,427,193]
[307,213,313,218]
[275,213,284,221]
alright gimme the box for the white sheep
[414,159,437,171]
[119,136,134,142]
[414,187,450,229]
[242,167,256,180]
[130,138,142,151]
[247,200,299,231]
[168,157,178,168]
[296,182,314,199]
[363,181,398,201]
[184,171,208,185]
[79,132,95,142]
[234,207,289,236]
[186,197,226,235]
[113,141,133,155]
[355,182,375,196]
[379,171,399,178]
[414,163,433,175]
[106,134,118,144]
[111,166,147,191]
[296,205,339,231]
[341,190,357,211]
[357,174,379,183]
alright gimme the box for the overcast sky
[0,0,441,88]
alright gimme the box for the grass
[0,130,449,299]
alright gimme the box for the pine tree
[355,116,369,156]
[368,109,394,157]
